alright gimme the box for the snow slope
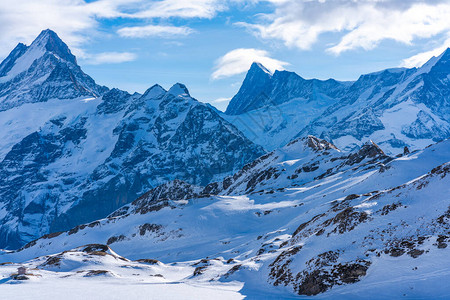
[2,137,449,298]
[0,244,244,300]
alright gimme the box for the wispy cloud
[0,0,225,58]
[212,48,288,80]
[239,0,450,55]
[82,52,138,65]
[0,0,96,57]
[118,25,194,38]
[125,0,227,19]
[1,0,449,67]
[401,37,450,68]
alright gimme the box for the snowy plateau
[0,30,449,299]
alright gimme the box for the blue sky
[0,0,449,111]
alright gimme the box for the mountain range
[0,29,449,298]
[0,30,263,249]
[224,50,450,154]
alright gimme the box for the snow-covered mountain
[299,48,450,154]
[0,29,108,111]
[1,29,449,298]
[0,31,264,249]
[224,49,450,154]
[223,63,351,150]
[2,137,449,298]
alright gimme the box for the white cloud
[0,0,225,58]
[127,0,227,19]
[0,0,96,57]
[239,0,450,55]
[212,48,288,80]
[401,37,450,68]
[117,25,194,38]
[82,52,138,65]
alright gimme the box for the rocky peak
[249,62,272,76]
[97,88,132,114]
[116,180,205,216]
[303,135,339,152]
[168,83,190,97]
[0,29,108,111]
[141,84,166,100]
[31,29,77,65]
[344,140,387,166]
[359,140,385,158]
[0,43,28,77]
[225,62,273,115]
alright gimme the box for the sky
[0,0,449,111]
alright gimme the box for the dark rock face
[97,89,133,114]
[225,63,273,115]
[268,243,370,296]
[344,140,388,165]
[82,244,109,254]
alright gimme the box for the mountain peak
[30,29,77,64]
[142,84,166,99]
[360,140,385,157]
[34,29,58,42]
[168,83,190,97]
[225,62,273,115]
[286,135,339,153]
[0,29,107,110]
[434,47,450,67]
[0,43,29,77]
[438,47,450,59]
[249,62,272,76]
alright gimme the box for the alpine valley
[0,30,449,299]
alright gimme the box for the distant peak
[168,83,190,97]
[0,43,29,77]
[224,62,273,115]
[249,62,272,75]
[142,84,166,99]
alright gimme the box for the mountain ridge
[224,47,450,154]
